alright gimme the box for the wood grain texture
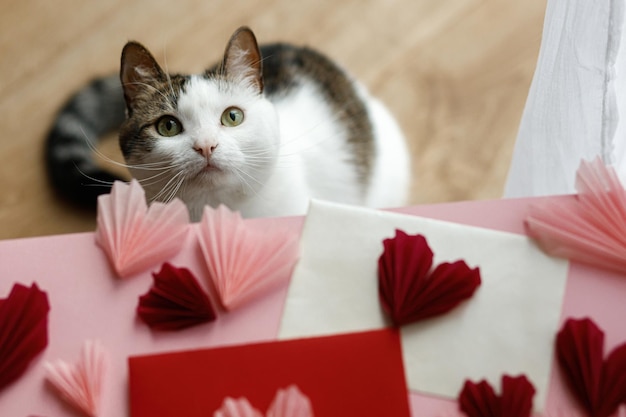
[0,0,546,239]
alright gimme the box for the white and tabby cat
[46,27,410,220]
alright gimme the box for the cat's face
[119,28,279,208]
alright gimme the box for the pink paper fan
[137,262,217,330]
[197,205,299,310]
[266,385,314,417]
[526,157,626,274]
[45,340,108,417]
[213,397,263,417]
[0,283,49,392]
[213,386,313,417]
[95,180,190,278]
[378,230,481,326]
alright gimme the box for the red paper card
[128,329,410,417]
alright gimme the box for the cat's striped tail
[45,75,127,208]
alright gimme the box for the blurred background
[0,0,546,239]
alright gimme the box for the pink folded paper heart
[458,374,536,417]
[213,385,313,417]
[556,318,626,417]
[378,229,481,326]
[197,205,299,310]
[95,180,190,278]
[45,340,108,417]
[526,157,626,274]
[0,283,49,392]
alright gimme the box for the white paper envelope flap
[279,200,568,411]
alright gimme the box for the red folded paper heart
[0,283,50,391]
[458,374,536,417]
[137,263,216,330]
[556,317,626,417]
[378,230,481,326]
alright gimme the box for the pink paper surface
[1,197,625,416]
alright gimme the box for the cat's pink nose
[194,144,218,158]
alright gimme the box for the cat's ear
[222,27,263,93]
[120,42,166,113]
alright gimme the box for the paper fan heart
[378,229,481,326]
[45,340,108,417]
[137,262,217,330]
[526,157,626,274]
[0,283,49,391]
[214,385,313,417]
[556,318,626,417]
[197,205,299,310]
[214,398,263,417]
[95,180,190,278]
[266,385,314,417]
[458,374,536,417]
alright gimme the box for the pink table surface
[1,196,626,416]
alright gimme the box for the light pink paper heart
[526,158,626,274]
[45,340,107,417]
[266,385,314,417]
[197,205,299,310]
[95,180,190,278]
[214,385,313,417]
[214,398,263,417]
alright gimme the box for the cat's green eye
[221,107,244,127]
[156,116,183,137]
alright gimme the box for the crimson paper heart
[0,282,49,391]
[137,263,216,330]
[377,229,481,326]
[458,374,535,417]
[556,317,626,417]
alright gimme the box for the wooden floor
[0,0,546,239]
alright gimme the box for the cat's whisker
[229,168,266,201]
[165,174,186,204]
[72,165,117,188]
[126,81,172,104]
[78,126,180,172]
[142,166,185,192]
[135,167,181,188]
[161,43,178,104]
[149,170,186,203]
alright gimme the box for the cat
[45,27,411,221]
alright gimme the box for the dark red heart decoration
[458,374,536,417]
[556,317,626,417]
[377,229,481,326]
[137,263,217,330]
[0,282,50,392]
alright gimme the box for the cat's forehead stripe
[177,75,258,113]
[147,74,189,107]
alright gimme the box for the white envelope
[279,200,568,410]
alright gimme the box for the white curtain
[505,0,626,197]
